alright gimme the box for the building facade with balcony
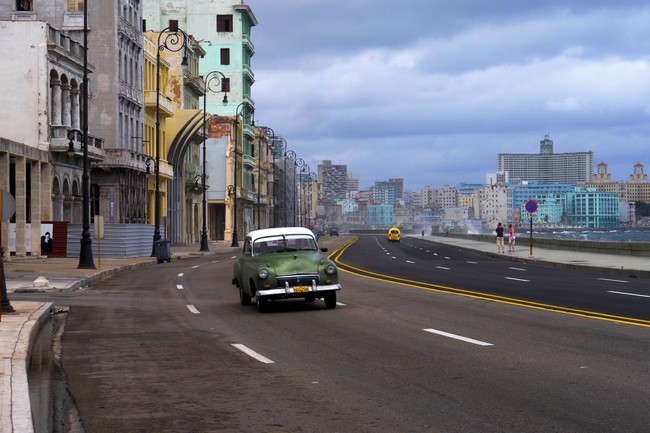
[143,0,258,243]
[0,12,105,257]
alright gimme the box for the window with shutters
[67,0,84,12]
[217,15,233,32]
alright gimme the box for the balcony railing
[242,155,256,169]
[144,90,173,115]
[49,125,105,162]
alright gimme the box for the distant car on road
[329,227,339,236]
[311,228,324,239]
[388,227,401,243]
[232,227,342,312]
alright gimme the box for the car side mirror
[320,247,328,252]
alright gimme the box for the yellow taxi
[387,227,401,243]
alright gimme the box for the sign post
[524,200,538,258]
[1,189,17,319]
[94,215,104,269]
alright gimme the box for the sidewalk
[2,236,649,433]
[1,240,240,433]
[417,234,650,278]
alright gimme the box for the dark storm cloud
[248,0,650,189]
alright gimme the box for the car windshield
[253,234,318,255]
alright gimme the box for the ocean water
[528,229,650,242]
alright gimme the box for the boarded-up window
[222,78,230,93]
[217,15,233,32]
[169,20,179,31]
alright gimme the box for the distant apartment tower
[421,185,458,209]
[346,173,360,194]
[318,160,348,203]
[370,181,397,205]
[498,136,594,184]
[388,178,404,199]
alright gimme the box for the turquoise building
[366,204,394,228]
[565,188,619,228]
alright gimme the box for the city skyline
[248,0,650,191]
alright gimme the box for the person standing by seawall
[508,224,515,253]
[495,222,505,253]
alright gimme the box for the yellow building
[143,32,175,229]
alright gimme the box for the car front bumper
[258,283,341,298]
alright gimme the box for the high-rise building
[318,160,348,204]
[498,136,594,184]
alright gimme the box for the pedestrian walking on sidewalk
[495,222,505,253]
[508,224,515,253]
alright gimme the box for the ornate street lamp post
[231,102,254,247]
[299,163,310,226]
[308,171,317,228]
[152,26,188,256]
[200,71,228,251]
[71,1,95,269]
[257,132,262,229]
[294,158,304,226]
[283,149,295,227]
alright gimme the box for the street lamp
[231,102,254,247]
[295,158,305,226]
[256,133,261,229]
[68,1,95,269]
[299,163,310,226]
[308,171,317,228]
[200,70,228,251]
[261,127,287,228]
[284,150,296,226]
[152,26,188,256]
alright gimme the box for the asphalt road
[17,236,650,432]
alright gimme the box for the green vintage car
[232,227,342,312]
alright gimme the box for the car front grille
[276,274,319,287]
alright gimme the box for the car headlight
[325,264,337,276]
[258,268,269,279]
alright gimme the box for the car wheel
[257,297,269,312]
[239,286,252,306]
[324,292,337,309]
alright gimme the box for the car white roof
[245,227,315,242]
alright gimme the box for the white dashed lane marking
[231,344,275,364]
[424,329,493,347]
[607,291,650,298]
[598,278,628,284]
[186,305,200,314]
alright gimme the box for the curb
[8,302,53,433]
[433,240,650,279]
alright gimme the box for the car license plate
[293,286,309,293]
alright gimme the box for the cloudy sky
[246,0,650,191]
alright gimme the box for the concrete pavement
[1,235,649,433]
[1,240,240,433]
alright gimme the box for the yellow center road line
[330,237,650,328]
